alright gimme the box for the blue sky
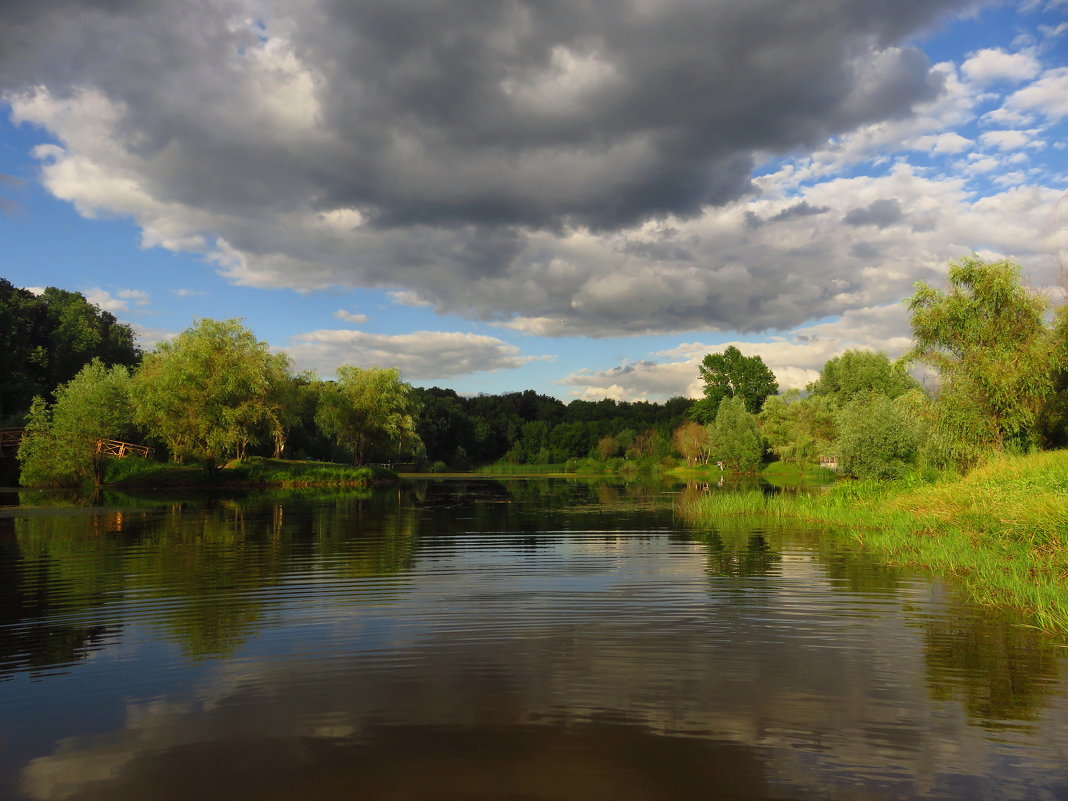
[1,0,1065,400]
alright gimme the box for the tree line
[7,256,1066,485]
[686,256,1068,478]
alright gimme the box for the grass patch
[477,462,571,476]
[108,456,397,489]
[678,450,1068,634]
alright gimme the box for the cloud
[285,329,548,380]
[561,304,915,401]
[169,288,209,297]
[333,309,369,324]
[961,48,1041,85]
[83,287,150,313]
[842,198,904,228]
[978,129,1038,151]
[904,132,973,155]
[1001,67,1068,121]
[1,0,976,330]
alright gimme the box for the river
[1,477,1067,800]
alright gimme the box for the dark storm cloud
[843,198,905,228]
[1,0,963,228]
[0,0,973,332]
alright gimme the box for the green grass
[108,456,397,489]
[476,462,571,475]
[678,450,1068,634]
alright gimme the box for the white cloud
[978,129,1038,151]
[1002,67,1068,121]
[83,287,150,313]
[285,329,548,380]
[905,132,974,155]
[560,305,915,401]
[961,48,1041,85]
[169,288,209,297]
[332,309,369,324]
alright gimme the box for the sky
[1,0,1066,402]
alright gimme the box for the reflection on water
[1,478,1068,800]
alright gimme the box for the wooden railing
[0,428,152,459]
[95,439,153,459]
[0,428,24,456]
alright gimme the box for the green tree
[0,279,140,419]
[130,319,291,472]
[712,396,763,472]
[836,392,920,479]
[807,349,919,406]
[903,256,1062,464]
[18,360,134,486]
[759,390,836,467]
[315,366,420,464]
[690,346,778,422]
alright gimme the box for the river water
[1,477,1067,800]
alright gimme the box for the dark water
[1,478,1067,801]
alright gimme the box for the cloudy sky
[1,0,1065,401]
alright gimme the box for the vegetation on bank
[678,450,1068,633]
[105,456,397,489]
[6,256,1068,494]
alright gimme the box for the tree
[315,366,420,465]
[130,319,291,472]
[18,360,134,486]
[712,396,763,472]
[759,390,836,467]
[836,392,921,479]
[903,256,1062,462]
[807,349,918,406]
[690,346,778,422]
[672,420,712,466]
[0,279,140,419]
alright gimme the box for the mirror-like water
[1,478,1067,800]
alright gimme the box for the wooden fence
[0,428,152,459]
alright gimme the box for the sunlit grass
[678,450,1068,634]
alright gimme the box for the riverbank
[106,456,398,489]
[677,450,1068,633]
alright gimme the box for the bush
[837,392,919,479]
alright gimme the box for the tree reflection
[5,490,422,667]
[920,596,1063,727]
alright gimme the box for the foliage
[904,256,1061,461]
[712,396,763,472]
[807,349,919,405]
[690,346,778,422]
[315,366,420,465]
[677,449,1068,633]
[836,391,920,479]
[0,278,141,419]
[18,360,135,486]
[759,390,836,466]
[672,420,712,465]
[130,319,292,472]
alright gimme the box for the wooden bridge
[0,428,152,459]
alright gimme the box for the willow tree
[131,319,292,472]
[315,366,420,465]
[903,256,1062,466]
[18,360,135,486]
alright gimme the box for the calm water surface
[1,477,1067,800]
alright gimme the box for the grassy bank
[677,450,1068,633]
[106,456,397,489]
